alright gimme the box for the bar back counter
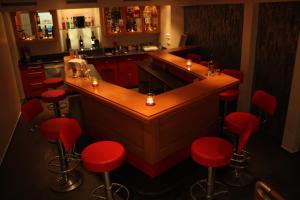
[64,47,239,177]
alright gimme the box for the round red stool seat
[43,77,64,88]
[219,88,239,102]
[39,118,71,141]
[225,112,260,135]
[82,141,125,173]
[191,137,233,168]
[41,89,66,103]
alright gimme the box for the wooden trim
[1,2,37,7]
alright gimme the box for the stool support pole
[207,167,215,200]
[54,102,61,117]
[57,140,69,182]
[103,172,113,200]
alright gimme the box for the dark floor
[0,95,299,200]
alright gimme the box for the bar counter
[64,48,239,177]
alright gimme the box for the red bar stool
[82,141,129,200]
[190,137,233,200]
[39,118,82,192]
[223,90,276,187]
[252,90,277,124]
[41,89,66,117]
[21,99,44,132]
[43,77,64,89]
[219,69,243,130]
[223,125,255,187]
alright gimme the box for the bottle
[208,55,215,76]
[66,17,70,29]
[79,36,84,50]
[66,33,71,51]
[36,13,40,25]
[44,25,49,38]
[62,17,66,30]
[95,38,100,49]
[91,16,94,26]
[91,31,96,49]
[38,26,43,39]
[70,17,74,28]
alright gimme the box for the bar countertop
[64,48,239,122]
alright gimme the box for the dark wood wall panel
[184,4,244,69]
[254,2,300,139]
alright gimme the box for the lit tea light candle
[186,59,192,71]
[146,93,155,106]
[91,77,99,87]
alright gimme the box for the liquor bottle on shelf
[66,33,71,51]
[70,17,74,28]
[62,17,66,30]
[44,25,49,38]
[36,12,40,25]
[66,17,70,29]
[95,38,100,49]
[79,36,84,50]
[91,16,94,26]
[91,31,96,49]
[38,26,43,39]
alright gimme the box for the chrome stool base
[223,168,255,187]
[190,179,230,200]
[50,170,82,192]
[90,183,130,200]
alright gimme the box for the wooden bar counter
[64,48,239,177]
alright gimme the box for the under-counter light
[186,59,192,71]
[146,93,155,106]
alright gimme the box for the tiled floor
[0,95,299,200]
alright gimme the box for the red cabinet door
[20,65,46,98]
[88,58,118,84]
[117,57,139,88]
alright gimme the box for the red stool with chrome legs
[39,118,82,192]
[251,90,277,125]
[219,69,243,130]
[43,77,64,89]
[190,137,233,200]
[223,90,277,187]
[41,89,66,117]
[21,98,44,132]
[82,141,129,200]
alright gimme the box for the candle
[146,93,155,106]
[91,77,99,87]
[186,59,192,71]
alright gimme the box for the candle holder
[91,77,99,87]
[186,59,192,71]
[146,93,155,106]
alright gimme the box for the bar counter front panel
[64,48,239,177]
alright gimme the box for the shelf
[105,30,160,36]
[59,26,100,31]
[102,6,160,36]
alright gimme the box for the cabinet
[20,64,47,98]
[88,58,118,84]
[117,57,139,88]
[87,55,141,88]
[102,5,160,35]
[57,8,101,51]
[11,10,58,42]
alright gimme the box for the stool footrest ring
[48,154,81,174]
[90,183,130,200]
[190,179,230,200]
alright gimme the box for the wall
[253,2,300,139]
[184,4,244,68]
[0,12,21,165]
